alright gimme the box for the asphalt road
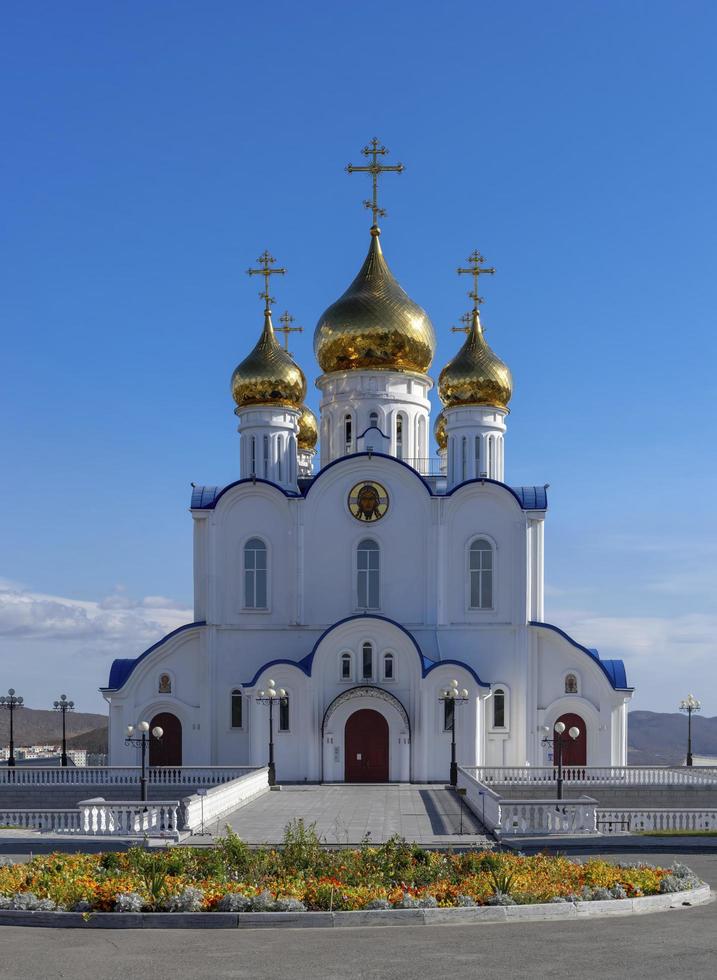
[0,851,714,980]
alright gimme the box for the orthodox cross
[457,250,495,310]
[451,312,475,335]
[346,138,404,230]
[246,250,286,311]
[277,310,303,352]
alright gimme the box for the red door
[149,712,182,767]
[555,713,586,766]
[345,709,389,782]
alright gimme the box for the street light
[256,680,288,787]
[0,689,24,768]
[53,694,75,767]
[680,694,701,767]
[438,679,469,787]
[124,721,164,802]
[541,721,580,800]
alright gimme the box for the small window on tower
[396,415,404,460]
[383,652,394,680]
[344,415,353,454]
[231,689,243,729]
[443,697,455,732]
[369,411,379,428]
[493,688,506,728]
[340,652,352,681]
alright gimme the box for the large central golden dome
[231,310,307,411]
[314,231,435,374]
[438,309,512,410]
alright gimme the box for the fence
[466,766,717,787]
[0,766,257,786]
[597,807,717,835]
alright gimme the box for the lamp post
[680,694,701,767]
[439,679,469,787]
[124,721,163,802]
[256,680,287,787]
[0,689,24,768]
[541,721,580,800]
[53,694,75,767]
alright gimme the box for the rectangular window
[470,546,493,610]
[362,645,373,680]
[279,697,290,732]
[443,698,455,733]
[245,543,268,609]
[357,546,380,610]
[231,692,243,729]
[383,655,394,680]
[341,656,352,680]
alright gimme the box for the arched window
[461,436,467,482]
[344,414,353,454]
[361,641,374,680]
[244,537,268,608]
[396,414,405,459]
[369,411,379,429]
[250,436,257,476]
[383,652,394,680]
[488,436,494,475]
[443,697,455,732]
[357,539,380,610]
[279,694,290,732]
[231,689,243,728]
[263,435,269,477]
[289,435,296,484]
[277,437,283,482]
[493,688,506,728]
[565,673,578,695]
[469,538,493,609]
[474,436,481,476]
[340,652,352,681]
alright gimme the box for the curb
[0,885,709,929]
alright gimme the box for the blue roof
[529,621,632,691]
[105,621,206,691]
[190,454,548,512]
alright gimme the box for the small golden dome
[314,233,435,374]
[438,310,512,410]
[231,310,307,411]
[434,410,447,451]
[297,404,318,451]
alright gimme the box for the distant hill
[628,711,717,765]
[0,706,107,747]
[66,725,108,753]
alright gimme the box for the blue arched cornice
[303,452,433,497]
[243,614,490,688]
[445,479,548,511]
[191,478,301,510]
[529,621,632,691]
[104,621,206,692]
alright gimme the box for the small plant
[486,891,516,906]
[217,892,252,912]
[281,819,324,871]
[114,892,144,913]
[364,898,391,910]
[216,827,251,876]
[274,897,307,912]
[164,887,205,912]
[11,892,56,911]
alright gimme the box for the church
[102,141,632,782]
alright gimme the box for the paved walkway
[216,784,492,846]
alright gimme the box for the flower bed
[0,822,703,914]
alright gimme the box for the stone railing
[78,798,180,838]
[0,807,82,834]
[0,799,180,838]
[0,766,257,786]
[597,807,717,835]
[182,767,270,833]
[467,766,717,787]
[456,766,502,831]
[498,798,598,836]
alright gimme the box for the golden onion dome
[438,310,512,410]
[314,231,435,374]
[231,310,307,411]
[297,404,318,451]
[434,410,447,451]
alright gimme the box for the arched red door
[149,712,182,767]
[555,712,586,766]
[345,709,389,782]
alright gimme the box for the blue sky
[1,0,716,714]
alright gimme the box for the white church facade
[102,143,632,781]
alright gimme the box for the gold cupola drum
[297,404,318,451]
[231,251,307,490]
[439,251,512,487]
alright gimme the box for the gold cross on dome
[451,312,476,335]
[277,310,303,352]
[246,250,286,311]
[346,138,405,232]
[457,250,495,311]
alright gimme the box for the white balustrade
[466,766,717,787]
[0,765,259,786]
[0,808,82,833]
[78,798,180,838]
[182,767,270,832]
[597,807,717,835]
[498,798,598,836]
[456,767,502,831]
